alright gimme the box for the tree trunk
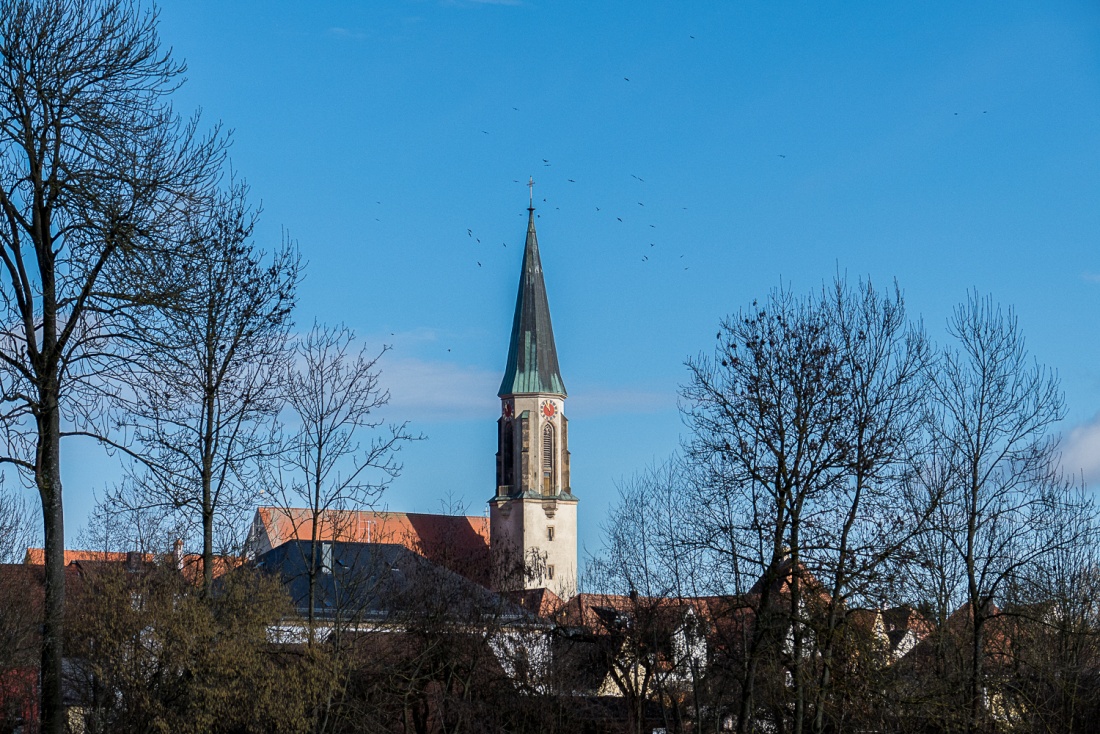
[308,526,318,646]
[737,554,783,734]
[790,544,804,734]
[202,499,214,595]
[38,393,65,734]
[202,354,217,596]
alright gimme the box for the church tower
[489,191,578,598]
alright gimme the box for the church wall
[519,497,577,598]
[489,494,577,598]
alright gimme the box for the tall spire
[498,195,566,397]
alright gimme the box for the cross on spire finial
[528,176,535,210]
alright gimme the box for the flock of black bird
[459,170,693,274]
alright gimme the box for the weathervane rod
[528,176,534,210]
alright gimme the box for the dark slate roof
[498,208,566,397]
[254,540,535,625]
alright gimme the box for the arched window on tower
[542,423,555,495]
[501,419,514,488]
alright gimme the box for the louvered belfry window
[542,423,554,494]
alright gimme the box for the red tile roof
[252,507,491,585]
[22,548,243,585]
[22,548,146,566]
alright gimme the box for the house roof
[254,540,534,625]
[22,548,242,585]
[881,604,934,637]
[251,507,492,586]
[506,586,564,619]
[747,559,830,604]
[899,600,1019,674]
[498,207,566,397]
[23,548,143,566]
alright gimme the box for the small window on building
[547,565,555,580]
[321,542,333,575]
[547,526,555,541]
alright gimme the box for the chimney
[173,538,184,571]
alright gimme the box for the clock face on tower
[502,402,514,419]
[541,400,556,418]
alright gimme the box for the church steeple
[489,189,577,599]
[498,204,566,397]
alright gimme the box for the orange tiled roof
[23,548,242,584]
[23,549,154,566]
[256,506,489,547]
[254,507,492,585]
[177,553,244,583]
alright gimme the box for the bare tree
[110,179,298,593]
[680,278,930,734]
[920,292,1091,733]
[682,285,852,734]
[0,1,223,728]
[591,462,701,734]
[76,485,185,557]
[0,483,36,563]
[1006,486,1100,732]
[807,278,932,734]
[269,323,416,642]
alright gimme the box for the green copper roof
[498,208,566,397]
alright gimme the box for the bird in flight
[617,217,623,222]
[778,154,786,158]
[624,77,630,81]
[568,179,575,183]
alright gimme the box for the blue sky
[56,1,1100,561]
